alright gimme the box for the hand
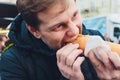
[56,43,85,80]
[88,47,120,80]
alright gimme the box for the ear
[26,24,41,39]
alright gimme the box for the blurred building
[76,0,111,18]
[76,0,120,18]
[76,0,120,43]
[111,0,120,13]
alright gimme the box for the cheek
[78,24,82,34]
[48,35,65,49]
[46,33,64,44]
[53,35,64,43]
[76,16,82,34]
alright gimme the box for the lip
[66,34,79,42]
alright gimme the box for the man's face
[37,0,82,50]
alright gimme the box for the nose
[66,21,79,37]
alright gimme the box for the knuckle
[104,60,110,64]
[67,56,72,63]
[104,76,112,80]
[59,66,64,71]
[56,50,61,55]
[62,53,67,59]
[96,47,102,53]
[112,73,120,79]
[56,51,61,59]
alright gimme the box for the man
[1,0,120,80]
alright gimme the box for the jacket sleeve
[1,50,27,80]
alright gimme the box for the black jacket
[1,15,104,80]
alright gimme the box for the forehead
[37,0,76,24]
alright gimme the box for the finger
[59,44,79,65]
[108,51,120,69]
[56,43,72,62]
[96,47,112,69]
[108,70,120,80]
[57,61,72,79]
[66,49,83,67]
[88,50,102,67]
[71,57,85,80]
[88,50,112,79]
[72,57,85,72]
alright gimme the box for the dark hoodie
[1,14,103,80]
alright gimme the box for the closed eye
[51,23,66,31]
[73,10,78,17]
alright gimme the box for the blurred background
[76,0,120,43]
[0,1,120,80]
[0,0,120,50]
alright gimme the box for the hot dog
[71,34,120,57]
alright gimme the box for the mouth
[63,34,79,45]
[69,34,79,42]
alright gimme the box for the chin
[53,44,63,50]
[52,47,60,50]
